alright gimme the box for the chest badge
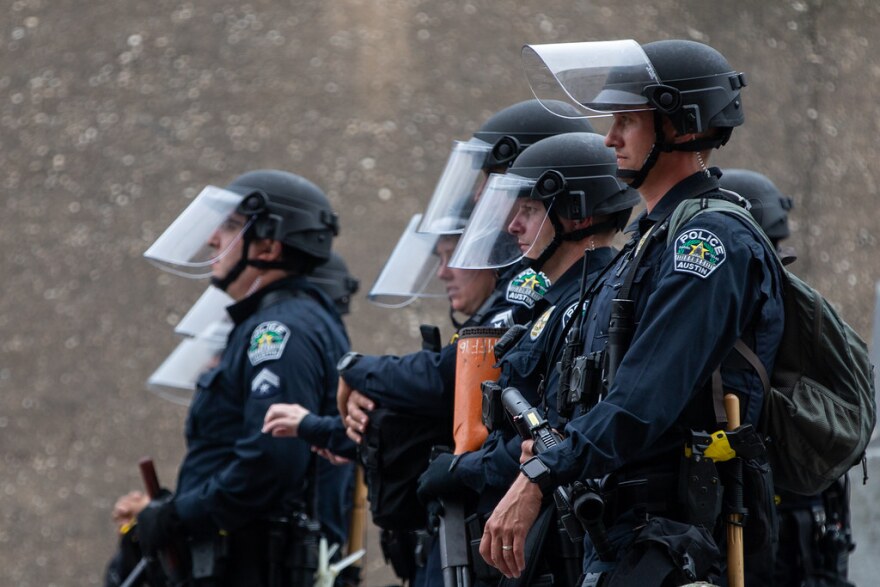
[530,305,555,340]
[674,228,726,279]
[248,321,290,365]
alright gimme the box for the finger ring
[502,545,512,551]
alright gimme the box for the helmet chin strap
[617,111,726,189]
[210,231,254,292]
[526,211,614,271]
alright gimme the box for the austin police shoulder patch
[673,228,727,279]
[530,305,555,340]
[251,368,281,398]
[248,321,290,365]
[561,301,585,329]
[507,268,552,309]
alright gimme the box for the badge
[530,305,555,340]
[673,228,727,279]
[248,321,290,365]
[506,268,552,309]
[251,368,281,398]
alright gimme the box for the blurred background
[1,0,878,584]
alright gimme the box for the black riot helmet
[308,251,360,315]
[474,99,596,168]
[522,39,746,188]
[720,169,793,246]
[212,170,340,290]
[419,99,595,234]
[449,132,640,270]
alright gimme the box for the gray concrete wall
[1,0,878,584]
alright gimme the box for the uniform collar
[226,275,308,325]
[633,167,723,235]
[543,247,614,305]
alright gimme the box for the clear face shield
[367,214,449,308]
[148,286,234,406]
[448,173,553,270]
[418,138,494,234]
[143,186,254,278]
[521,39,658,121]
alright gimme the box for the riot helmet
[450,131,639,270]
[419,99,595,234]
[720,169,793,246]
[144,169,339,291]
[309,251,360,315]
[522,39,746,187]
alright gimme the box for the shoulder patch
[530,305,555,340]
[561,301,583,329]
[251,368,281,398]
[248,321,290,365]
[506,268,552,309]
[673,228,727,279]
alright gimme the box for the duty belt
[600,472,679,524]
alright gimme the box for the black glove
[416,453,467,504]
[135,491,182,556]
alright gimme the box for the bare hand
[479,474,543,578]
[312,446,352,465]
[111,490,149,532]
[344,390,375,444]
[519,439,535,464]
[262,403,311,437]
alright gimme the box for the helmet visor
[522,39,657,118]
[448,173,551,270]
[147,321,232,406]
[175,286,234,337]
[368,214,448,308]
[144,186,253,278]
[419,139,494,234]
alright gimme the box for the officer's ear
[252,239,284,262]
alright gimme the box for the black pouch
[738,457,778,584]
[359,408,452,531]
[380,528,418,582]
[481,381,503,432]
[604,517,721,587]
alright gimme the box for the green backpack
[666,197,876,495]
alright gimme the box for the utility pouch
[679,453,722,529]
[465,513,502,582]
[359,408,452,531]
[380,528,417,582]
[480,380,503,432]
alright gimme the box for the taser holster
[453,327,506,454]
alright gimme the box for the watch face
[522,457,549,480]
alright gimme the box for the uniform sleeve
[539,213,779,486]
[454,429,522,493]
[299,413,358,460]
[340,344,456,415]
[175,319,328,533]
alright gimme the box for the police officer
[721,168,856,587]
[481,39,785,586]
[338,101,597,587]
[416,131,639,585]
[132,169,350,586]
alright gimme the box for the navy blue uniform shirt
[537,170,785,489]
[174,276,352,545]
[454,248,616,503]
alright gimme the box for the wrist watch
[520,456,554,495]
[336,351,363,373]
